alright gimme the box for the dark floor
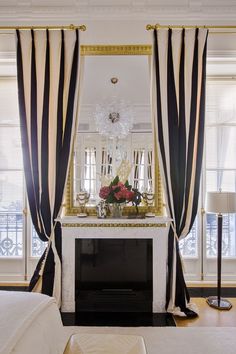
[1,285,235,297]
[1,285,235,327]
[188,287,236,298]
[61,311,176,327]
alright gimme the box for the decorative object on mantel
[109,202,124,218]
[99,175,137,218]
[132,188,143,215]
[96,200,107,219]
[76,191,90,217]
[94,77,133,139]
[142,191,155,217]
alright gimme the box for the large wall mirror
[65,45,163,216]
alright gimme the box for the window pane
[0,171,23,257]
[0,127,22,169]
[206,213,236,257]
[0,78,19,124]
[206,170,217,191]
[0,171,23,211]
[221,171,236,192]
[179,221,198,257]
[31,227,47,257]
[206,126,236,170]
[0,211,22,257]
[205,127,217,169]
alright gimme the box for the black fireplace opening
[75,238,153,313]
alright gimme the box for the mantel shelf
[58,215,171,228]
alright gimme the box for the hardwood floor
[175,298,236,327]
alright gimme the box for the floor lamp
[205,191,236,310]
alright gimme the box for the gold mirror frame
[65,44,163,216]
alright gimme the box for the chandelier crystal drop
[94,78,133,139]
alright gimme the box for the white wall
[1,20,236,51]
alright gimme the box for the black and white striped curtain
[16,29,81,305]
[152,28,208,316]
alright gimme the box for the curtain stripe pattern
[152,28,208,316]
[16,29,80,305]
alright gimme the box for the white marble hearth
[59,216,171,313]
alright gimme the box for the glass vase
[110,203,123,218]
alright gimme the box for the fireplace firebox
[75,238,153,313]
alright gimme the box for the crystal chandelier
[94,77,133,139]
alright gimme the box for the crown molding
[0,3,236,22]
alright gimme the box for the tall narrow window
[0,78,23,257]
[0,76,46,280]
[205,82,236,258]
[181,79,236,282]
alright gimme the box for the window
[0,78,23,258]
[205,82,236,258]
[181,79,236,282]
[0,76,45,281]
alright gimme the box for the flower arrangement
[99,176,134,204]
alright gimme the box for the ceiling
[1,1,236,129]
[80,55,151,127]
[0,1,236,22]
[82,55,150,105]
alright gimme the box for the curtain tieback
[170,221,179,241]
[38,232,51,276]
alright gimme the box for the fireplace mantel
[59,216,171,313]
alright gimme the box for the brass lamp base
[206,296,232,310]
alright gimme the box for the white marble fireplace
[60,216,171,313]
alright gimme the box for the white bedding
[66,326,236,354]
[0,291,68,354]
[64,333,147,354]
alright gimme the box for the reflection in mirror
[73,131,154,206]
[66,47,163,215]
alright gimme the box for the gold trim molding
[65,43,163,217]
[80,45,152,56]
[65,163,163,216]
[62,222,167,228]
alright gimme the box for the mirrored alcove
[65,45,163,216]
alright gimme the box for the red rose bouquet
[99,176,134,204]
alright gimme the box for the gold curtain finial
[146,24,154,31]
[78,24,87,31]
[146,24,161,31]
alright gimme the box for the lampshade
[205,191,236,214]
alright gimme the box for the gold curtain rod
[0,24,86,31]
[146,23,236,34]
